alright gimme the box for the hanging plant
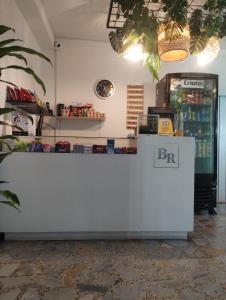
[108,0,226,80]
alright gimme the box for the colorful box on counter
[92,145,107,154]
[73,144,84,153]
[114,147,137,154]
[29,142,43,152]
[73,144,93,154]
[84,145,93,154]
[55,141,71,153]
[126,147,137,154]
[107,139,115,154]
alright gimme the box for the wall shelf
[6,101,54,116]
[56,116,105,121]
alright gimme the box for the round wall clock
[95,79,115,99]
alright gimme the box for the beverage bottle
[197,110,201,122]
[197,140,202,158]
[196,90,200,104]
[199,91,204,104]
[203,91,207,104]
[203,107,206,121]
[188,107,192,121]
[202,140,206,158]
[195,140,199,157]
[183,110,187,121]
[207,143,212,157]
[191,90,196,104]
[192,111,196,121]
[207,108,210,121]
[206,92,210,104]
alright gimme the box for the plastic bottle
[202,140,206,158]
[197,139,202,158]
[188,107,192,121]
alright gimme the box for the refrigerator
[156,73,218,213]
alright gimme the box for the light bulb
[123,43,144,62]
[197,37,220,66]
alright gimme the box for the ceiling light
[197,37,220,66]
[123,43,145,62]
[158,26,190,62]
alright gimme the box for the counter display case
[5,136,137,154]
[0,135,195,240]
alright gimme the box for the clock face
[95,80,115,99]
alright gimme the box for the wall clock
[95,79,115,99]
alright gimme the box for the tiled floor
[1,205,226,300]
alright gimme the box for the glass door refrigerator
[156,73,218,213]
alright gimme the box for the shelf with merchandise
[182,103,212,107]
[183,120,210,123]
[6,135,137,155]
[6,101,54,116]
[56,116,105,121]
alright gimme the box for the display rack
[6,101,55,136]
[6,101,54,116]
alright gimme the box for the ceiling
[41,0,111,42]
[41,0,226,48]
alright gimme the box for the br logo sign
[154,144,179,168]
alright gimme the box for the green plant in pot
[0,24,52,211]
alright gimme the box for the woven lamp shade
[158,26,190,62]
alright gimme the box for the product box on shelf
[92,145,107,154]
[55,141,71,153]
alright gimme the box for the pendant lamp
[158,26,190,62]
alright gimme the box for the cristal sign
[172,79,205,89]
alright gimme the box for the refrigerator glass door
[170,77,216,175]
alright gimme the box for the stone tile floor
[1,205,226,299]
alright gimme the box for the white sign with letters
[179,79,204,89]
[172,79,205,89]
[154,144,179,168]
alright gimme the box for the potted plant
[0,24,52,210]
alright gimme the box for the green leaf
[0,200,20,212]
[7,53,27,65]
[0,190,20,205]
[0,39,23,48]
[189,9,204,38]
[0,46,52,65]
[0,108,17,115]
[1,106,34,125]
[0,151,13,163]
[0,79,18,87]
[0,65,46,95]
[0,135,19,141]
[0,25,15,35]
[144,53,160,81]
[0,141,12,151]
[190,34,209,55]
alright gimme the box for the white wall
[55,39,156,138]
[0,0,55,109]
[55,38,226,138]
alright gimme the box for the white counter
[0,136,195,240]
